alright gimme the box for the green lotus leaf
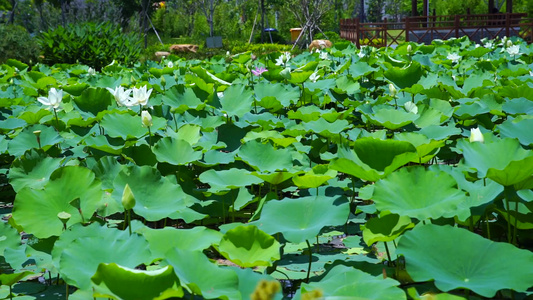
[418,125,461,140]
[62,82,89,96]
[296,265,405,300]
[366,107,419,130]
[53,223,152,290]
[0,222,21,256]
[252,195,349,244]
[165,248,240,300]
[0,271,33,286]
[393,132,445,163]
[0,118,26,131]
[254,82,299,106]
[83,135,124,155]
[100,112,166,140]
[302,118,351,135]
[152,137,203,166]
[16,107,52,125]
[330,138,417,182]
[112,165,204,222]
[199,168,263,192]
[238,140,294,173]
[384,61,423,89]
[163,87,206,114]
[362,213,414,246]
[232,268,282,300]
[397,224,533,297]
[292,165,337,189]
[502,97,533,115]
[8,125,63,157]
[217,225,280,268]
[349,61,378,79]
[373,166,467,220]
[8,149,62,192]
[251,171,298,185]
[12,166,103,238]
[288,106,322,122]
[497,116,533,147]
[91,263,182,300]
[174,124,202,145]
[459,138,533,186]
[220,84,254,118]
[73,87,113,117]
[137,225,223,260]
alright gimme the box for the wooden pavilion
[340,0,532,47]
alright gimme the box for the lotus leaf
[252,195,349,243]
[91,263,183,300]
[220,84,254,118]
[137,225,223,259]
[152,137,203,165]
[8,125,63,157]
[238,140,294,173]
[217,225,280,268]
[366,107,419,130]
[12,166,103,238]
[100,112,166,140]
[0,222,20,256]
[362,213,414,246]
[8,149,62,192]
[296,265,406,300]
[397,224,533,297]
[112,165,204,222]
[330,138,417,182]
[459,138,533,187]
[73,87,113,117]
[372,166,468,220]
[165,248,240,300]
[199,168,263,192]
[54,224,152,290]
[497,116,533,146]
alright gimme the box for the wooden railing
[340,13,533,47]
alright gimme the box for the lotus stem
[504,186,513,244]
[513,197,519,245]
[305,239,312,283]
[147,127,152,148]
[53,108,60,131]
[485,214,492,240]
[384,242,393,266]
[127,210,132,236]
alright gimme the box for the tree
[198,0,221,37]
[367,0,386,22]
[284,0,333,48]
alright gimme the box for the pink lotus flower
[252,67,268,76]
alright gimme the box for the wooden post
[355,18,361,48]
[488,0,495,14]
[507,0,512,13]
[405,17,410,42]
[422,0,428,27]
[412,0,417,17]
[505,13,510,36]
[455,14,460,38]
[384,18,388,47]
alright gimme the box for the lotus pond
[0,36,533,300]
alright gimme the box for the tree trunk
[60,0,66,26]
[8,0,16,24]
[260,0,265,42]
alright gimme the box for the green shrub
[253,31,286,44]
[314,31,343,43]
[37,22,142,70]
[231,43,294,55]
[0,25,40,65]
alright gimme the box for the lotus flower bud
[407,44,412,54]
[506,39,513,47]
[122,184,136,210]
[389,83,397,97]
[141,110,152,127]
[469,127,484,143]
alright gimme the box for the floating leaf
[397,224,533,297]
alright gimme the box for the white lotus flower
[106,86,135,107]
[506,39,513,47]
[447,53,461,63]
[389,83,397,97]
[37,88,63,109]
[319,51,329,60]
[131,86,153,106]
[484,41,494,49]
[407,44,412,54]
[469,127,484,143]
[404,101,418,114]
[141,110,152,127]
[506,45,520,56]
[275,56,285,66]
[309,72,320,82]
[87,67,96,76]
[167,61,174,68]
[357,51,365,58]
